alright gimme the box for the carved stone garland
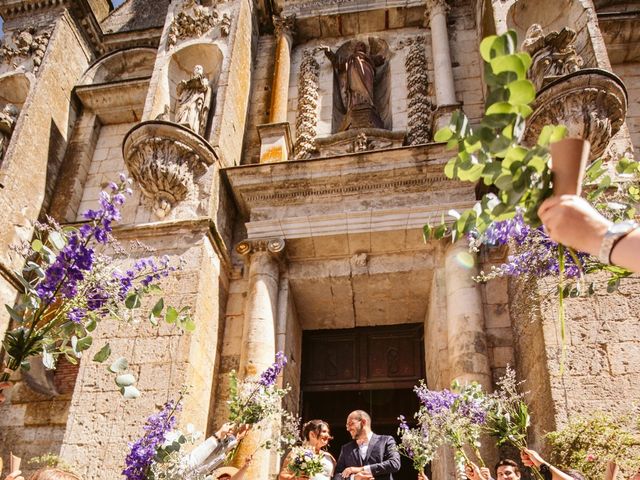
[403,36,433,145]
[125,136,210,218]
[294,49,320,159]
[167,0,231,48]
[0,26,52,73]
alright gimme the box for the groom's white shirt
[352,431,374,479]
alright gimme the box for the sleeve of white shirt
[363,466,372,475]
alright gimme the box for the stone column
[444,241,491,389]
[233,237,285,479]
[425,0,460,131]
[258,15,295,163]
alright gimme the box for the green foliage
[431,30,569,241]
[28,453,73,471]
[546,411,640,480]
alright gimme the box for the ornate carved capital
[425,0,449,18]
[521,24,584,91]
[273,14,295,40]
[236,238,286,256]
[167,1,231,48]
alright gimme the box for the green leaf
[5,304,24,323]
[151,298,164,317]
[479,35,498,61]
[495,173,514,190]
[125,293,141,310]
[434,126,454,142]
[31,239,44,252]
[490,54,526,79]
[109,356,129,373]
[422,224,432,242]
[182,319,196,332]
[93,343,111,363]
[165,306,178,324]
[76,335,93,352]
[115,373,136,387]
[528,155,548,174]
[507,80,536,105]
[120,385,141,399]
[486,102,516,116]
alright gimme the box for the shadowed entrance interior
[301,324,428,480]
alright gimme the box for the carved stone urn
[122,120,218,218]
[524,69,627,160]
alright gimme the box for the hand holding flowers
[285,447,324,478]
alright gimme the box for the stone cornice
[222,143,470,219]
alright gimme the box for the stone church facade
[0,0,638,479]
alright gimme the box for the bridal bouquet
[1,174,191,397]
[286,447,324,478]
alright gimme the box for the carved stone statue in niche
[0,103,19,159]
[521,24,584,90]
[321,38,390,132]
[175,65,211,136]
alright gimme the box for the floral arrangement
[123,391,205,480]
[398,380,490,473]
[227,351,290,427]
[1,175,192,397]
[285,446,325,478]
[546,409,640,480]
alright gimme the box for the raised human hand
[0,381,12,404]
[604,461,619,480]
[5,470,25,480]
[520,448,545,468]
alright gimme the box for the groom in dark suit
[333,410,401,480]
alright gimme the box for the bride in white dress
[278,419,335,480]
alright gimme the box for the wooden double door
[301,324,428,480]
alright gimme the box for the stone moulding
[122,120,218,218]
[525,69,627,160]
[315,128,406,156]
[167,0,231,48]
[236,237,286,256]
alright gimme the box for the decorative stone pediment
[123,121,218,218]
[0,26,52,75]
[521,24,584,91]
[525,69,627,160]
[167,0,231,48]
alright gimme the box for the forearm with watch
[598,220,640,271]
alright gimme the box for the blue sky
[1,1,128,35]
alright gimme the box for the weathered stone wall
[613,61,640,158]
[57,225,226,480]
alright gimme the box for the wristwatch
[539,463,552,480]
[598,220,639,264]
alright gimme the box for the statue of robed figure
[175,64,212,136]
[322,38,390,132]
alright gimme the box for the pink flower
[585,453,596,462]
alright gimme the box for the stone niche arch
[167,42,223,138]
[0,71,32,164]
[79,47,157,85]
[506,0,598,68]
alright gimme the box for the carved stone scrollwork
[0,26,52,73]
[401,36,433,145]
[294,49,320,160]
[236,238,286,256]
[521,24,584,91]
[525,69,627,160]
[167,0,231,48]
[0,103,19,160]
[123,121,217,218]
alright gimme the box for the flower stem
[557,244,566,374]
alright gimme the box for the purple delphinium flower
[67,307,86,324]
[414,386,459,415]
[259,351,288,387]
[483,214,530,246]
[457,397,487,425]
[123,400,182,480]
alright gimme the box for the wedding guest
[496,459,521,480]
[538,195,640,272]
[520,447,581,480]
[186,422,249,476]
[5,468,81,480]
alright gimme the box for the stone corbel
[122,120,218,218]
[257,122,294,163]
